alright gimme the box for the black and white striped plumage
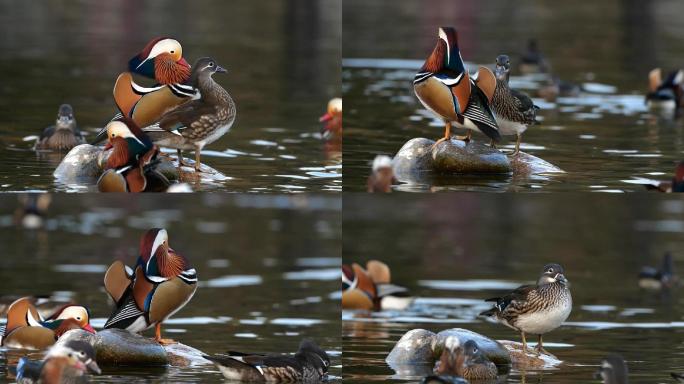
[205,339,330,383]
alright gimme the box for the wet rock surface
[498,340,563,368]
[386,328,511,370]
[57,329,212,367]
[53,145,229,186]
[393,138,563,182]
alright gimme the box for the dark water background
[343,194,684,383]
[343,0,684,192]
[0,0,341,192]
[0,194,341,382]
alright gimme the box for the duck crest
[128,37,170,78]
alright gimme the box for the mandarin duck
[646,68,683,115]
[594,355,628,384]
[103,228,197,344]
[320,98,342,138]
[16,339,101,384]
[342,260,412,311]
[93,37,196,144]
[639,252,677,290]
[537,75,581,102]
[35,104,85,151]
[142,57,236,171]
[484,54,540,154]
[205,339,330,383]
[519,39,550,74]
[643,161,684,193]
[367,155,395,193]
[480,263,572,355]
[434,337,498,380]
[0,297,94,349]
[414,27,499,146]
[96,118,170,193]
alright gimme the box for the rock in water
[498,340,562,368]
[386,328,512,370]
[510,152,565,175]
[386,329,437,365]
[393,138,435,178]
[432,140,511,174]
[53,144,108,182]
[434,329,510,366]
[92,329,168,365]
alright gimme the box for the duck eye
[547,268,554,273]
[170,50,175,54]
[79,351,86,356]
[76,317,81,320]
[209,62,214,67]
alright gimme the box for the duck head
[594,354,628,384]
[47,340,101,374]
[55,104,76,131]
[495,55,511,83]
[421,27,464,74]
[138,228,190,281]
[188,57,227,87]
[103,119,153,166]
[46,304,96,335]
[462,340,488,365]
[296,339,330,375]
[320,98,342,123]
[129,37,191,85]
[537,263,568,286]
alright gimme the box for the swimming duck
[646,68,683,115]
[142,57,236,171]
[594,354,628,384]
[35,104,85,151]
[0,297,95,349]
[643,161,684,193]
[16,339,101,384]
[342,260,412,311]
[537,75,581,102]
[93,37,196,144]
[639,252,677,289]
[434,337,498,380]
[205,339,330,383]
[485,55,539,154]
[519,39,549,74]
[103,228,197,344]
[413,27,499,146]
[367,155,394,193]
[320,98,342,138]
[97,118,169,193]
[479,263,572,355]
[13,194,51,229]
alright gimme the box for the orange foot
[156,337,177,345]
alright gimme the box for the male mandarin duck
[414,27,499,146]
[97,118,170,193]
[16,340,101,384]
[646,68,683,115]
[483,55,540,155]
[342,260,412,311]
[35,104,85,151]
[320,98,342,138]
[433,337,498,380]
[367,155,395,193]
[13,194,51,230]
[0,297,94,349]
[142,57,236,171]
[93,37,196,144]
[205,339,330,383]
[643,161,684,193]
[103,228,197,344]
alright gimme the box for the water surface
[0,195,341,382]
[0,0,342,192]
[343,194,684,383]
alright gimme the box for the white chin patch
[539,276,556,284]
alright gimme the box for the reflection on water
[343,194,684,383]
[0,0,341,192]
[342,0,684,192]
[0,195,341,383]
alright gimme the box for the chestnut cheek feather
[106,138,131,169]
[154,54,191,84]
